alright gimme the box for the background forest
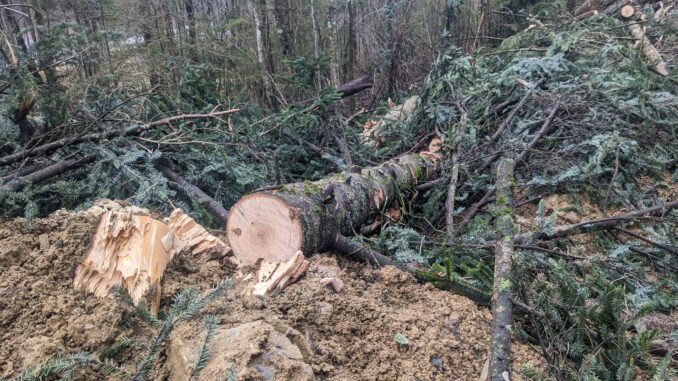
[1,0,677,380]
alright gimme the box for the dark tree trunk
[0,154,96,194]
[185,0,197,44]
[157,165,229,224]
[343,0,357,82]
[272,0,292,56]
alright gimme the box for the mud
[0,202,120,375]
[1,201,546,380]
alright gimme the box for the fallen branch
[481,79,547,170]
[622,13,669,76]
[299,75,373,106]
[615,227,678,256]
[0,154,96,194]
[460,105,560,232]
[331,234,398,267]
[515,199,678,243]
[487,78,545,145]
[0,109,239,167]
[158,165,229,224]
[281,129,346,170]
[332,233,543,317]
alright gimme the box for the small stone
[320,277,343,292]
[38,234,50,251]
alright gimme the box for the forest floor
[0,201,547,380]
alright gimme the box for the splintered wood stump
[227,154,433,264]
[168,209,230,258]
[73,210,174,304]
[74,207,229,305]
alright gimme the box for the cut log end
[620,5,635,18]
[227,194,303,265]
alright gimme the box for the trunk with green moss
[226,154,433,264]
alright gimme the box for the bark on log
[227,153,433,264]
[158,165,229,224]
[300,75,373,106]
[0,154,96,194]
[487,157,516,381]
[624,18,669,76]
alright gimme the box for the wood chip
[253,251,309,296]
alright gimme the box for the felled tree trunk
[227,154,433,264]
[158,165,229,224]
[300,75,373,106]
[623,13,669,76]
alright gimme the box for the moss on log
[226,154,433,264]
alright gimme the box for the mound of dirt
[0,201,120,375]
[1,202,545,380]
[171,255,546,380]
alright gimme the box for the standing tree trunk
[185,0,196,44]
[140,1,162,88]
[327,1,340,88]
[487,157,516,381]
[343,0,357,82]
[251,0,275,107]
[272,0,292,56]
[384,0,400,96]
[310,0,322,90]
[227,153,434,264]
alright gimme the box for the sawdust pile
[1,202,545,380]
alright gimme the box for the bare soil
[0,201,545,380]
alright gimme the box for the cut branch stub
[227,153,433,264]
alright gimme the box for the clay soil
[0,202,545,380]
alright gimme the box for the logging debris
[0,207,548,380]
